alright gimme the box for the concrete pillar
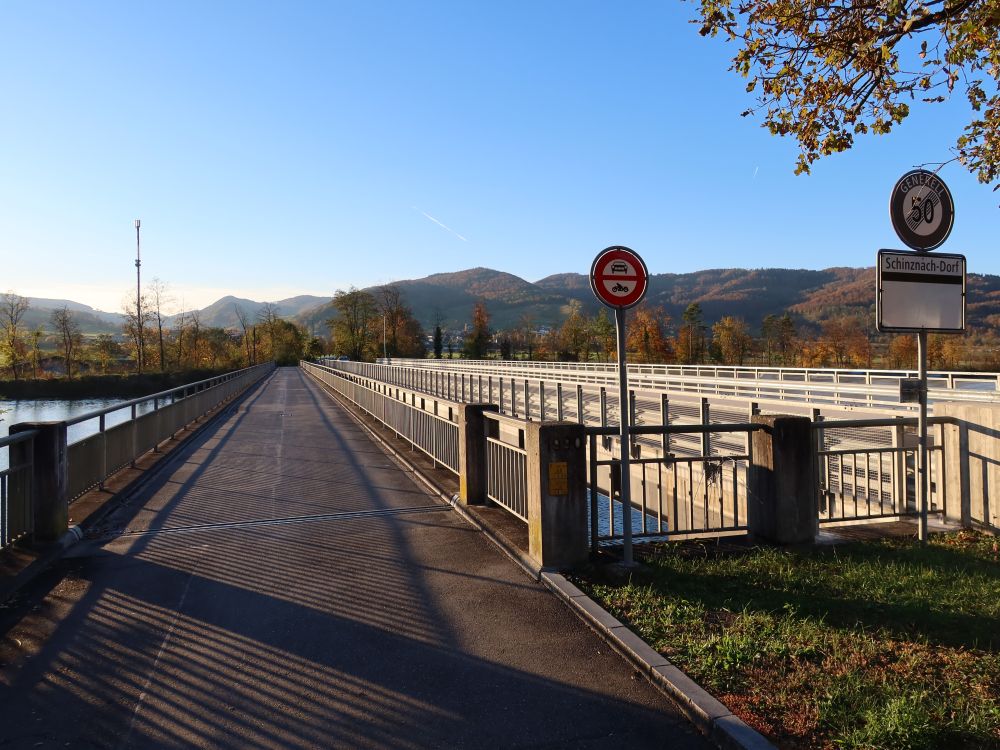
[748,415,816,545]
[457,404,498,505]
[525,421,588,569]
[10,422,69,543]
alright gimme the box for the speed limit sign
[889,169,955,251]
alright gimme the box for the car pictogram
[610,262,628,274]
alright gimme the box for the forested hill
[298,266,1000,335]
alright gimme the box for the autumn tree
[50,306,82,378]
[589,308,616,361]
[821,316,872,367]
[712,315,753,365]
[557,301,590,361]
[761,313,798,365]
[375,285,425,358]
[91,334,123,374]
[626,305,673,363]
[329,288,377,361]
[464,301,491,359]
[694,0,1000,189]
[514,314,538,360]
[887,334,918,368]
[677,303,707,364]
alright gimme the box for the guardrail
[301,361,461,475]
[0,363,275,552]
[484,412,528,521]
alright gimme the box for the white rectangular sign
[876,249,966,332]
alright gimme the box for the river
[0,398,159,471]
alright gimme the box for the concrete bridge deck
[0,367,707,749]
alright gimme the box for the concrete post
[748,415,816,545]
[10,422,69,543]
[457,404,498,505]
[525,421,588,569]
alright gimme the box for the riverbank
[0,368,233,399]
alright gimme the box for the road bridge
[0,367,709,749]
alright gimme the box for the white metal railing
[302,361,460,474]
[352,357,1000,413]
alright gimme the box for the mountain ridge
[17,265,1000,337]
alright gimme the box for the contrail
[752,166,759,180]
[416,207,468,242]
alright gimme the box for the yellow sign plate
[548,462,568,496]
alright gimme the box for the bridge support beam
[525,421,588,570]
[748,415,817,545]
[458,404,498,505]
[10,421,69,543]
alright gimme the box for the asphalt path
[0,367,708,749]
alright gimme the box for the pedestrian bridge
[1,362,999,747]
[0,367,709,748]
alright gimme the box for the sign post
[590,246,649,566]
[881,169,960,542]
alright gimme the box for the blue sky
[1,1,995,313]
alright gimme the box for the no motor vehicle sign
[590,246,649,309]
[876,249,966,332]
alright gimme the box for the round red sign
[590,246,649,309]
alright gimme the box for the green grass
[572,530,1000,749]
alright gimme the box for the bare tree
[1,292,30,379]
[122,294,153,374]
[148,278,172,372]
[257,303,281,361]
[235,305,255,366]
[50,306,82,379]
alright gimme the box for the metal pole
[917,330,929,542]
[615,309,634,565]
[134,218,142,373]
[383,316,387,360]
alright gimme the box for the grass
[572,530,1000,749]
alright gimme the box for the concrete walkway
[0,367,708,749]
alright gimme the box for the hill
[18,266,1000,339]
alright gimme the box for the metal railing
[484,412,528,521]
[0,430,36,549]
[814,416,950,525]
[0,364,274,552]
[311,359,972,547]
[586,423,758,548]
[301,361,460,474]
[348,357,1000,413]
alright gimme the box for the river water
[0,398,159,471]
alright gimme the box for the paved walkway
[0,367,707,749]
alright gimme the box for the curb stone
[308,368,778,750]
[541,572,776,750]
